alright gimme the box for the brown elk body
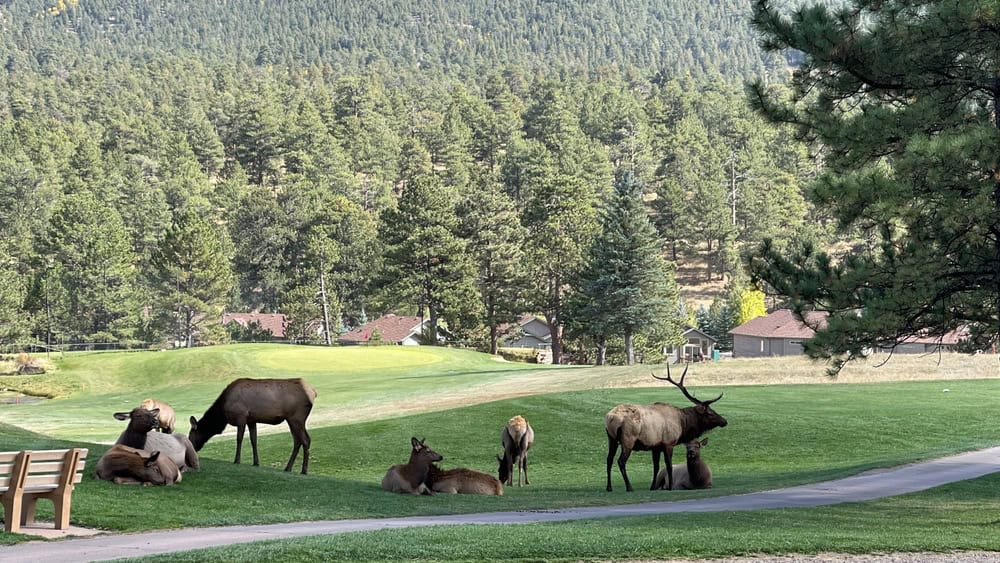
[429,464,504,495]
[497,415,533,486]
[653,438,712,490]
[140,398,176,433]
[95,445,182,486]
[188,378,317,474]
[115,407,200,471]
[381,437,443,495]
[605,364,727,492]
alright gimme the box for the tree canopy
[748,0,1000,370]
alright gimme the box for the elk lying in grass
[95,445,182,486]
[653,438,712,490]
[188,378,316,474]
[497,415,533,487]
[605,363,727,492]
[429,464,504,495]
[381,437,443,495]
[114,407,200,471]
[140,398,176,433]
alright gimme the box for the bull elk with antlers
[605,363,727,492]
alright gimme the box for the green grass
[123,473,1000,562]
[2,346,999,557]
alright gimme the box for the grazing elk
[188,378,317,474]
[497,415,533,486]
[95,445,182,486]
[653,438,712,490]
[429,464,504,495]
[381,437,443,495]
[114,407,200,471]
[605,363,727,492]
[140,398,176,433]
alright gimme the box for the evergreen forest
[0,0,840,364]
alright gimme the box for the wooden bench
[0,448,88,533]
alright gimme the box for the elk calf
[606,364,727,492]
[95,445,182,486]
[381,437,443,495]
[429,464,504,495]
[140,398,176,433]
[497,415,533,486]
[653,438,712,490]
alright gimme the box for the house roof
[682,326,716,343]
[897,329,966,346]
[338,314,426,344]
[728,309,828,339]
[222,312,288,338]
[499,315,551,340]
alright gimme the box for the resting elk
[188,378,317,474]
[381,437,442,495]
[605,363,727,492]
[95,445,182,486]
[653,438,712,490]
[429,464,504,495]
[114,407,200,471]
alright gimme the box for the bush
[497,347,539,363]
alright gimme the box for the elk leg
[664,445,675,490]
[249,422,259,466]
[606,435,619,491]
[286,419,310,474]
[617,446,634,492]
[522,451,529,486]
[234,423,245,464]
[650,447,662,490]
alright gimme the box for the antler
[651,363,722,406]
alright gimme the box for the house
[729,309,967,357]
[729,309,827,358]
[664,327,717,363]
[221,312,288,339]
[337,314,446,346]
[499,315,552,349]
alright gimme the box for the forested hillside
[0,1,834,364]
[0,0,786,80]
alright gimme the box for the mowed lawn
[1,345,999,556]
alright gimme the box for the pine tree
[749,0,1000,370]
[150,210,235,347]
[571,172,680,364]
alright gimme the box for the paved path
[4,447,999,563]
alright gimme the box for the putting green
[251,346,442,372]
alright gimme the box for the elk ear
[411,437,421,449]
[148,408,160,417]
[113,411,130,421]
[145,451,161,466]
[700,438,709,446]
[189,416,198,430]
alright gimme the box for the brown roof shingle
[337,314,425,344]
[222,312,288,338]
[728,309,827,339]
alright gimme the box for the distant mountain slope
[0,0,784,79]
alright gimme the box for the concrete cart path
[4,446,999,563]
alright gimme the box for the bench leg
[2,495,23,534]
[21,496,37,526]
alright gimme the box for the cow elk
[140,398,176,433]
[605,363,727,492]
[188,378,317,474]
[497,415,533,486]
[95,445,182,486]
[428,464,504,495]
[114,407,200,471]
[653,438,712,490]
[381,437,443,495]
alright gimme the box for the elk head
[684,438,708,460]
[114,407,161,432]
[652,363,727,428]
[411,437,443,463]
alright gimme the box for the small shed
[664,327,717,363]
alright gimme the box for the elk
[381,437,443,495]
[140,398,176,433]
[497,415,533,486]
[605,363,727,492]
[95,445,182,486]
[653,438,712,490]
[429,464,504,495]
[188,378,316,474]
[114,407,200,471]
